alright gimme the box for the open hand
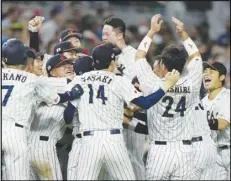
[172,17,184,34]
[150,14,163,33]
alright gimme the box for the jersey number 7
[88,84,108,105]
[2,85,14,106]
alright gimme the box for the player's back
[148,75,200,141]
[2,68,39,127]
[74,70,141,132]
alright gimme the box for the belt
[76,129,121,138]
[191,136,203,142]
[15,123,24,128]
[39,136,49,141]
[155,140,192,145]
[219,145,230,150]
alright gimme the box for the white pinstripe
[29,77,69,180]
[135,55,203,180]
[68,71,141,180]
[202,88,230,180]
[2,68,61,180]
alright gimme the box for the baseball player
[53,41,83,60]
[133,14,205,180]
[29,54,78,180]
[64,42,180,180]
[190,99,217,180]
[1,39,83,180]
[28,16,84,72]
[65,55,94,180]
[202,61,230,180]
[101,17,147,180]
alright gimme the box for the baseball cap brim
[62,47,83,53]
[35,51,46,58]
[62,33,82,41]
[203,61,218,71]
[55,58,74,68]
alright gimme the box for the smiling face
[203,68,224,90]
[50,62,74,78]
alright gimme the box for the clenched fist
[28,16,45,32]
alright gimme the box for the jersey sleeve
[135,58,163,95]
[185,55,203,91]
[35,77,60,106]
[66,76,81,91]
[114,76,143,106]
[217,93,230,123]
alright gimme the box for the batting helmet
[2,38,30,65]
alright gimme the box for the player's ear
[219,75,225,82]
[25,58,34,73]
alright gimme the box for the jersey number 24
[2,85,14,106]
[162,96,186,117]
[88,84,107,105]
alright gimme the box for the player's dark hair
[160,45,188,74]
[104,17,126,39]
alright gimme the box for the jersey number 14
[88,84,108,105]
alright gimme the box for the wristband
[182,38,199,56]
[137,36,152,53]
[128,118,139,131]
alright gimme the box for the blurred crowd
[2,1,230,88]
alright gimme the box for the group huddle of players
[2,13,230,180]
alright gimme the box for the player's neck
[208,87,223,100]
[5,65,26,71]
[117,40,127,50]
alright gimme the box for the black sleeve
[134,123,148,135]
[133,112,147,124]
[29,31,40,52]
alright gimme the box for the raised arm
[134,14,165,95]
[172,17,203,91]
[28,16,45,52]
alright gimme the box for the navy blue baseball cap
[74,55,94,75]
[91,43,122,70]
[46,54,73,74]
[2,38,30,65]
[54,41,83,55]
[59,29,82,42]
[203,60,227,76]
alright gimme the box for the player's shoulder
[220,87,230,101]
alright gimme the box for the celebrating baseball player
[101,17,147,180]
[1,38,83,180]
[133,14,206,180]
[202,61,230,180]
[63,42,180,180]
[28,53,78,180]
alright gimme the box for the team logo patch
[188,43,193,48]
[56,48,61,53]
[47,66,51,71]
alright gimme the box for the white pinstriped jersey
[117,45,137,79]
[135,55,203,141]
[29,77,70,144]
[69,70,143,132]
[2,68,60,128]
[191,100,212,137]
[202,88,230,146]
